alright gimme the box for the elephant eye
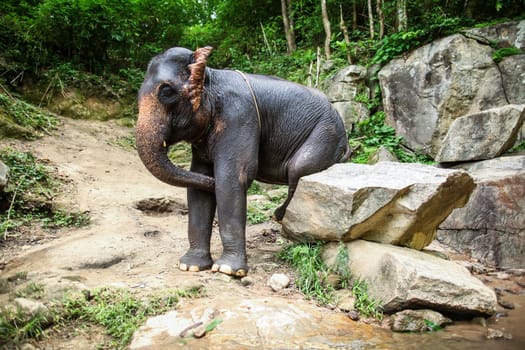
[158,83,178,104]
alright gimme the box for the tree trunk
[367,0,375,39]
[396,0,407,32]
[376,0,384,39]
[321,0,331,59]
[339,5,352,64]
[281,0,296,54]
[352,0,357,30]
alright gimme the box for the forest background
[1,0,524,100]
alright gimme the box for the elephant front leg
[179,158,216,272]
[211,172,251,277]
[179,187,216,272]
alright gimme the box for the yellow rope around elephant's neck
[235,70,261,130]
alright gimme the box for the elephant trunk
[135,93,215,192]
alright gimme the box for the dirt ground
[0,117,300,347]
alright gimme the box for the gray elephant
[136,46,350,277]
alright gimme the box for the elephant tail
[339,142,353,163]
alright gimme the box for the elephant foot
[273,206,286,222]
[211,255,248,277]
[179,250,213,272]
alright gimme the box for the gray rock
[0,160,8,193]
[463,20,525,50]
[390,309,452,332]
[379,33,508,158]
[14,298,52,324]
[368,145,399,164]
[500,55,525,105]
[332,100,370,129]
[322,240,498,317]
[326,65,370,130]
[268,273,290,292]
[435,104,525,162]
[438,155,525,269]
[281,162,474,250]
[130,296,392,349]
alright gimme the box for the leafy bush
[349,112,433,164]
[0,92,59,139]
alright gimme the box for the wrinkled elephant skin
[136,46,350,276]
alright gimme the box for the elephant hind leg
[274,127,346,222]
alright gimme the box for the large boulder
[322,240,498,317]
[463,20,525,50]
[378,22,525,159]
[438,155,525,269]
[281,162,474,250]
[435,104,525,162]
[325,65,370,129]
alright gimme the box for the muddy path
[1,117,524,349]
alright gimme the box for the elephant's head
[136,46,215,192]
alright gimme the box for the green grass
[0,286,204,349]
[62,287,202,349]
[278,242,383,318]
[0,91,59,139]
[0,308,51,345]
[278,242,334,305]
[0,148,90,239]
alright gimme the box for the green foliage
[349,112,434,164]
[424,319,443,332]
[14,282,46,299]
[0,91,59,139]
[330,242,352,289]
[278,242,384,318]
[0,286,202,348]
[62,287,200,349]
[0,148,90,239]
[278,242,334,305]
[371,30,427,66]
[508,140,525,153]
[492,46,522,63]
[0,308,50,345]
[351,278,383,319]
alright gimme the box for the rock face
[0,160,8,193]
[438,155,525,269]
[322,240,498,316]
[435,104,525,162]
[325,65,370,129]
[378,21,525,160]
[281,162,474,250]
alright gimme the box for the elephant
[136,46,350,277]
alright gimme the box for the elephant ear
[187,46,213,112]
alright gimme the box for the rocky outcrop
[378,21,525,160]
[281,162,474,250]
[463,20,525,50]
[325,65,370,129]
[323,240,498,317]
[435,104,525,162]
[0,160,8,193]
[438,155,525,269]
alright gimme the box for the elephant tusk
[163,140,167,148]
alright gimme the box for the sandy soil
[0,117,297,347]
